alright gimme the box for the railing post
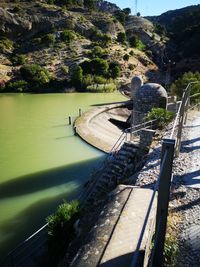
[151,139,175,267]
[175,93,187,157]
[184,86,191,125]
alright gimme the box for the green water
[0,92,125,261]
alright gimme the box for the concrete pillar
[139,129,156,150]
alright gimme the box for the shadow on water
[0,156,105,199]
[0,192,71,261]
[0,156,105,261]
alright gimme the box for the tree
[123,8,131,16]
[117,32,127,44]
[171,71,200,100]
[123,54,130,61]
[129,35,138,47]
[129,35,145,50]
[110,66,120,79]
[109,61,121,79]
[61,30,75,43]
[80,58,109,76]
[90,58,109,76]
[84,0,96,10]
[20,64,51,90]
[114,10,126,25]
[71,66,83,89]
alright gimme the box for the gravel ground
[130,109,200,266]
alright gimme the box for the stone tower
[131,76,168,125]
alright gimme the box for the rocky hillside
[147,5,200,76]
[0,0,165,93]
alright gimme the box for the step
[118,150,133,158]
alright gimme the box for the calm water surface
[0,92,125,260]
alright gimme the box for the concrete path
[69,186,157,267]
[182,112,200,188]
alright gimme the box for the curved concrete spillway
[75,102,131,153]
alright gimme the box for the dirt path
[171,110,200,267]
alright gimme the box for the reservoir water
[0,92,125,261]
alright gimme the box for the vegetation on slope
[149,5,200,60]
[171,71,200,101]
[0,0,159,93]
[47,200,80,263]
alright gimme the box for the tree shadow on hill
[0,156,104,199]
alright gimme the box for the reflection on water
[0,92,125,261]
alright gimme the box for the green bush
[129,35,145,51]
[42,33,56,46]
[20,64,51,91]
[61,65,69,74]
[89,46,107,58]
[82,74,94,88]
[11,54,26,66]
[5,80,28,92]
[123,54,130,61]
[47,200,80,262]
[0,38,14,53]
[171,71,200,101]
[93,75,107,84]
[164,235,178,266]
[128,64,134,70]
[86,83,116,92]
[61,30,76,43]
[117,32,127,44]
[90,30,111,47]
[146,108,173,129]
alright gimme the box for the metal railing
[0,224,48,267]
[130,81,200,267]
[79,118,156,205]
[170,81,200,156]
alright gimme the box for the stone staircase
[83,141,145,206]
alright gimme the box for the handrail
[1,223,48,267]
[130,149,168,267]
[130,81,200,267]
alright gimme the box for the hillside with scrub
[0,0,165,93]
[0,1,200,96]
